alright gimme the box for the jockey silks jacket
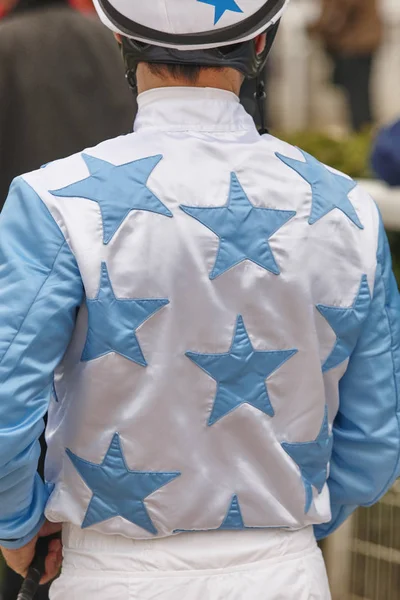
[0,87,399,549]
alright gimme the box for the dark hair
[146,63,223,84]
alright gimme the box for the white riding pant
[50,524,332,600]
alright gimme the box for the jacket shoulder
[264,134,380,235]
[21,133,136,194]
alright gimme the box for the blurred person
[0,1,399,600]
[309,0,383,132]
[0,0,135,209]
[371,119,400,186]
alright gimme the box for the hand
[0,520,63,584]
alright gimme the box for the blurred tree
[275,129,373,179]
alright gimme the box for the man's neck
[136,63,243,97]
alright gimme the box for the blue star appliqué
[219,495,245,529]
[218,495,280,530]
[175,494,273,533]
[281,406,333,513]
[51,154,172,243]
[197,0,243,24]
[317,274,371,372]
[67,433,180,533]
[81,262,169,365]
[180,173,295,280]
[275,149,363,228]
[186,315,297,426]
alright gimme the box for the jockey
[1,1,399,598]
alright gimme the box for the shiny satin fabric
[14,87,396,543]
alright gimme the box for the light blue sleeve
[315,214,400,540]
[0,178,83,549]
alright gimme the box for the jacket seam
[0,239,67,369]
[35,182,77,259]
[0,179,82,369]
[369,257,400,504]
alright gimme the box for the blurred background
[1,1,400,599]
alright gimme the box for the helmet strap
[125,69,138,94]
[254,77,268,135]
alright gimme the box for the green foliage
[274,129,373,179]
[275,129,400,285]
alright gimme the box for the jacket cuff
[0,515,45,550]
[314,503,357,540]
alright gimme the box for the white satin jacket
[0,87,399,549]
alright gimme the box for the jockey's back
[1,87,397,546]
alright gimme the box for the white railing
[325,481,400,600]
[324,517,355,600]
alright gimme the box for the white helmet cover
[93,0,291,51]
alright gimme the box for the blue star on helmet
[81,262,169,365]
[180,173,295,280]
[197,0,243,25]
[281,406,333,513]
[51,154,172,244]
[67,433,180,533]
[275,149,363,228]
[317,274,371,372]
[186,315,297,426]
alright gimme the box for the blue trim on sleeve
[314,504,357,541]
[0,178,83,543]
[316,211,400,539]
[0,514,46,550]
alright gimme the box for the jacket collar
[134,87,257,133]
